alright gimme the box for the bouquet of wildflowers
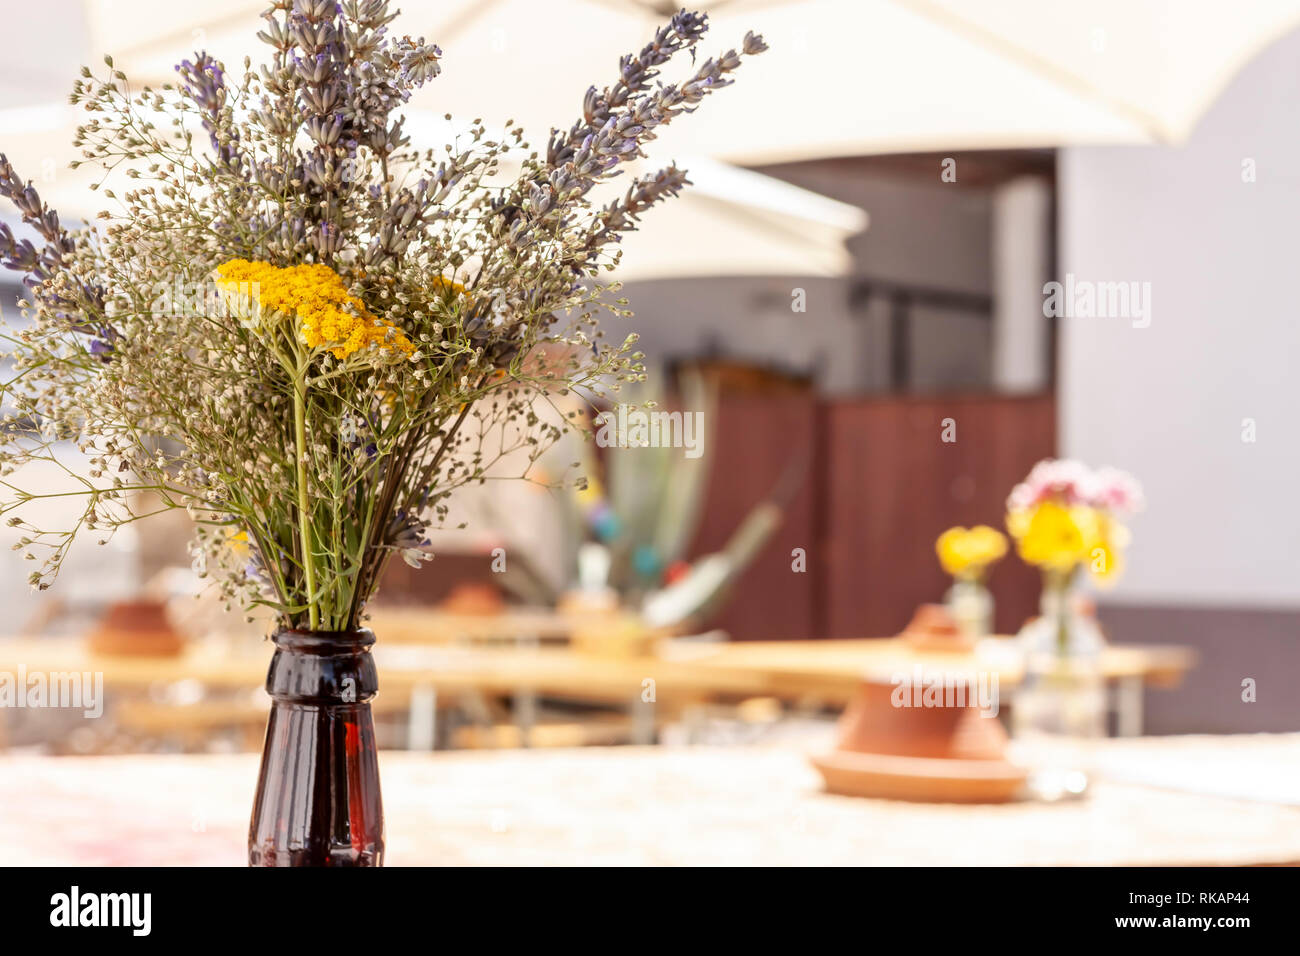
[1005,459,1143,587]
[0,1,766,632]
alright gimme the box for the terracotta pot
[87,599,183,657]
[899,603,976,652]
[812,676,1026,803]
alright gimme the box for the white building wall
[1059,26,1300,607]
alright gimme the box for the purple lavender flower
[244,544,275,596]
[0,154,110,350]
[175,54,243,172]
[387,509,432,567]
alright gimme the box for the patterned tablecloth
[4,735,1300,866]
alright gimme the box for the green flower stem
[293,368,319,631]
[1044,567,1076,658]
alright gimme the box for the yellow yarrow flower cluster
[214,259,413,361]
[935,525,1007,580]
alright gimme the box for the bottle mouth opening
[272,627,376,653]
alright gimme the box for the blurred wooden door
[692,392,1054,640]
[686,391,819,642]
[820,393,1053,637]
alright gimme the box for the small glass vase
[248,628,384,866]
[1011,577,1105,794]
[945,578,993,639]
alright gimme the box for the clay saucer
[811,677,1028,803]
[811,750,1027,803]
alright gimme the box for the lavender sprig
[486,22,766,279]
[175,54,243,173]
[548,9,710,168]
[573,164,692,272]
[0,154,110,351]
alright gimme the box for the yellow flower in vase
[1003,460,1143,760]
[1007,500,1132,585]
[1005,458,1142,585]
[1008,501,1094,571]
[936,525,1008,580]
[936,525,1006,640]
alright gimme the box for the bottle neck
[266,628,378,705]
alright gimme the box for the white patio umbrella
[594,153,868,279]
[0,1,869,281]
[71,0,1300,162]
[7,0,1296,277]
[0,109,867,282]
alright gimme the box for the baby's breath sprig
[0,1,764,631]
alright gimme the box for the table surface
[0,632,1195,706]
[3,734,1297,866]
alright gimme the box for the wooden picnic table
[658,636,1195,696]
[0,636,763,703]
[0,630,1195,742]
[0,631,1195,700]
[1,734,1296,866]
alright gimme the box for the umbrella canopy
[599,153,867,279]
[0,127,865,285]
[68,0,1300,163]
[0,2,867,281]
